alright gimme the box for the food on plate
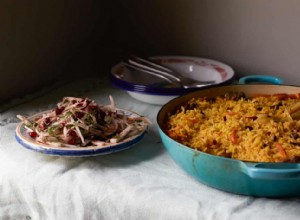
[17,96,148,148]
[164,91,300,162]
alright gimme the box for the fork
[127,55,215,88]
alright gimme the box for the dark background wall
[122,0,300,83]
[0,0,129,103]
[1,0,300,103]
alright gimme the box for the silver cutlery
[125,55,215,88]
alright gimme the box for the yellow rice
[165,93,300,162]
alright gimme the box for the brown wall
[1,0,300,103]
[123,0,300,84]
[0,1,117,103]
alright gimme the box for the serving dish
[157,84,300,197]
[15,109,147,157]
[110,56,235,105]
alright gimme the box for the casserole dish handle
[242,162,300,179]
[238,75,284,85]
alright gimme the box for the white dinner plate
[110,56,235,105]
[15,109,148,157]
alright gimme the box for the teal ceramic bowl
[157,84,300,197]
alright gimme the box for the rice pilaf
[164,92,300,162]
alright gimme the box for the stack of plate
[110,56,235,105]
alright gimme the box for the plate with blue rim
[15,109,148,157]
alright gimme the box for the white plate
[15,109,147,157]
[127,92,178,105]
[150,56,234,84]
[110,56,235,105]
[112,56,234,88]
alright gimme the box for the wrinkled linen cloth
[0,78,300,220]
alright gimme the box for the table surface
[1,77,300,220]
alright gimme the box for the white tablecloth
[1,78,300,220]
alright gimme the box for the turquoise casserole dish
[157,84,300,197]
